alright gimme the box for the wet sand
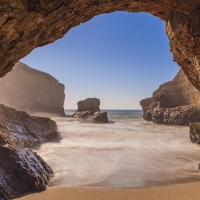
[17,183,200,200]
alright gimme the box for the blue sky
[21,12,179,109]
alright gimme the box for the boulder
[0,128,52,200]
[92,111,108,123]
[189,123,200,144]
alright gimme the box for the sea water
[33,110,200,188]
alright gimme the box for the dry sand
[17,183,200,200]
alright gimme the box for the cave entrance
[20,12,179,110]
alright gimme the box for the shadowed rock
[0,104,58,147]
[0,127,52,200]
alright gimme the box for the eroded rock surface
[0,104,58,147]
[1,1,200,91]
[73,98,108,123]
[0,62,65,116]
[0,128,52,200]
[189,123,200,144]
[140,69,200,126]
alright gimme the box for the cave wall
[1,1,200,91]
[0,62,65,115]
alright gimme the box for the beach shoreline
[16,182,200,200]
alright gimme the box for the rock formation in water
[140,69,200,126]
[0,104,59,199]
[0,62,65,116]
[72,98,108,123]
[0,127,53,200]
[1,1,200,93]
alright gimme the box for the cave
[0,0,200,92]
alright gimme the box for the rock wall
[1,1,200,92]
[140,69,200,125]
[0,62,65,115]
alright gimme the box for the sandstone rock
[0,128,52,200]
[73,98,108,123]
[189,123,200,144]
[146,106,200,126]
[0,62,65,116]
[77,98,100,112]
[1,1,200,93]
[0,104,58,147]
[140,69,200,126]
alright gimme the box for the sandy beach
[17,183,200,200]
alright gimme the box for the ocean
[33,110,200,188]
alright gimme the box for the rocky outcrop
[1,1,200,93]
[72,98,108,123]
[0,104,58,147]
[189,123,200,144]
[0,127,53,200]
[140,69,200,126]
[0,104,59,199]
[0,62,65,116]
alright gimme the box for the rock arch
[1,1,200,89]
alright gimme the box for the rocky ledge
[0,104,59,199]
[0,104,58,147]
[140,69,200,126]
[72,98,108,123]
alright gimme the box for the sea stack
[72,98,108,123]
[140,69,200,126]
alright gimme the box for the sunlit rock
[0,62,65,116]
[140,69,200,126]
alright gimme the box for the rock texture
[77,98,100,112]
[73,98,108,123]
[0,127,53,200]
[1,1,200,92]
[0,104,58,148]
[0,104,59,199]
[140,69,200,126]
[189,123,200,144]
[0,62,65,116]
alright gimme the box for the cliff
[0,62,65,116]
[140,69,200,126]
